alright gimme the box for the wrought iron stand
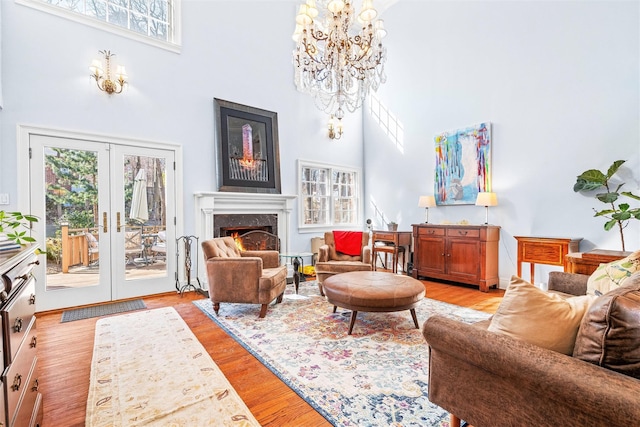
[175,235,205,296]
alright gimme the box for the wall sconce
[475,192,498,224]
[89,50,128,95]
[418,195,436,223]
[328,115,343,140]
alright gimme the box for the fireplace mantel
[194,191,297,253]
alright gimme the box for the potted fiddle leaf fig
[0,211,38,245]
[573,160,640,251]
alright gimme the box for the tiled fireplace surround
[194,191,297,255]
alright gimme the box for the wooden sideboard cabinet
[412,224,500,292]
[0,246,42,427]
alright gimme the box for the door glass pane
[123,155,167,281]
[44,147,100,291]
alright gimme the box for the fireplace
[194,191,297,256]
[214,213,278,238]
[214,213,280,251]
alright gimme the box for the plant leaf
[596,192,618,204]
[621,191,640,201]
[606,160,625,178]
[574,178,603,192]
[594,209,615,217]
[577,169,606,184]
[612,211,631,221]
[604,219,618,231]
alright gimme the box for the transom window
[17,0,180,49]
[298,160,361,229]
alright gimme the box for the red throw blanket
[333,231,363,256]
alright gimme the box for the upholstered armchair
[315,231,372,296]
[201,237,287,318]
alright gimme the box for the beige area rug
[86,307,260,426]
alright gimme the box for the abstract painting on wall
[434,122,491,205]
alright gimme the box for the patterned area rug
[86,307,260,426]
[61,299,146,322]
[193,281,490,426]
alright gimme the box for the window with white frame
[299,161,360,228]
[17,0,180,48]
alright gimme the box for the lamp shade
[475,192,498,207]
[418,195,436,208]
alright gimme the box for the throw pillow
[573,275,640,379]
[488,276,596,355]
[586,250,640,296]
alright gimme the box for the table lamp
[475,192,498,224]
[418,195,436,223]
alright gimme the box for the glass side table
[279,252,314,294]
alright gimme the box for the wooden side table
[565,249,631,275]
[514,236,582,284]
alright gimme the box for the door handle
[117,212,121,232]
[103,212,108,233]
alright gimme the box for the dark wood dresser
[0,246,42,427]
[412,224,500,292]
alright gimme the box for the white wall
[0,0,364,253]
[364,0,640,284]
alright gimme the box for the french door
[29,134,177,311]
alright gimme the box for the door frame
[17,124,184,309]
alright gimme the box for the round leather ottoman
[322,271,426,335]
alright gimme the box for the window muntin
[17,0,180,49]
[299,161,360,229]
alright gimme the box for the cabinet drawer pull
[14,274,30,281]
[458,230,468,235]
[13,317,23,333]
[30,336,37,348]
[28,259,40,266]
[428,230,435,234]
[29,293,36,305]
[32,378,39,392]
[11,374,22,392]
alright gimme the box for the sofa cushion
[488,276,596,355]
[586,250,640,296]
[573,276,640,379]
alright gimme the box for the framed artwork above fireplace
[214,98,281,194]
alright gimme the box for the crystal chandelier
[292,0,388,122]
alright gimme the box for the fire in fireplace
[214,214,279,251]
[229,230,280,251]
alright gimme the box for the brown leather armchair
[315,231,372,296]
[201,237,287,318]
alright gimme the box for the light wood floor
[36,279,504,427]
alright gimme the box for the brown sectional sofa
[422,271,640,427]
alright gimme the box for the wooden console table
[372,230,412,274]
[514,236,582,284]
[565,249,631,275]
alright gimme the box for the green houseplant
[0,211,38,245]
[573,160,640,251]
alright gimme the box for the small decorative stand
[175,235,205,296]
